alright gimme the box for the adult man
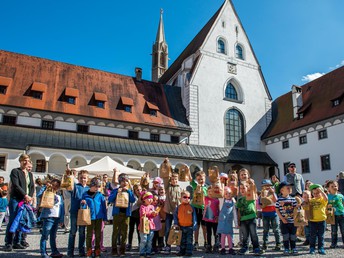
[4,154,35,252]
[283,162,305,197]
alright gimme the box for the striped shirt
[275,195,297,223]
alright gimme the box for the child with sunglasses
[173,190,197,256]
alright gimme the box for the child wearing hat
[275,181,298,255]
[308,184,328,255]
[108,173,135,256]
[81,177,107,258]
[139,192,157,258]
[259,179,281,251]
[150,177,163,195]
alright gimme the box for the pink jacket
[139,204,156,231]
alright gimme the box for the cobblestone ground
[0,225,343,257]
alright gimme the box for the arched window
[225,83,238,100]
[217,39,226,54]
[236,44,244,60]
[225,109,245,147]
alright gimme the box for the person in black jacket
[4,154,35,252]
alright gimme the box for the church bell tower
[151,9,168,83]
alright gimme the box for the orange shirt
[178,203,193,227]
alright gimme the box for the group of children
[21,164,344,258]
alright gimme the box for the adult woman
[4,154,35,252]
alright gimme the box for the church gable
[200,0,259,67]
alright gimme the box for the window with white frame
[225,109,245,147]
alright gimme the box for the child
[236,181,262,255]
[173,190,197,256]
[108,173,135,256]
[275,181,298,255]
[259,179,281,251]
[68,170,90,257]
[203,185,220,253]
[301,190,311,246]
[163,172,182,254]
[151,193,163,254]
[190,170,207,250]
[326,180,344,248]
[308,184,328,255]
[139,192,157,258]
[38,179,64,258]
[127,183,142,251]
[217,187,237,255]
[82,177,107,258]
[150,177,163,195]
[0,185,8,230]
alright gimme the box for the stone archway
[127,160,142,170]
[143,161,158,178]
[30,152,46,173]
[49,154,67,175]
[70,156,87,168]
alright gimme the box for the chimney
[291,85,303,119]
[135,67,142,81]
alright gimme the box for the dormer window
[30,82,47,100]
[333,99,340,106]
[0,85,7,94]
[0,76,13,95]
[96,101,105,108]
[32,91,43,99]
[93,92,107,109]
[146,101,159,117]
[64,87,79,105]
[124,106,132,113]
[119,96,134,113]
[67,97,76,104]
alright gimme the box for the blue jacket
[108,188,135,217]
[10,203,37,233]
[70,183,89,214]
[37,186,65,223]
[82,190,107,221]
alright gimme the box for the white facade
[164,1,271,150]
[265,116,344,183]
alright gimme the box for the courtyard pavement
[0,224,343,257]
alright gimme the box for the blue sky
[1,0,344,99]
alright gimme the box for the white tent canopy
[75,156,145,179]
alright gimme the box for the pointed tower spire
[152,9,168,83]
[156,9,166,43]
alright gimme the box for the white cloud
[301,72,325,82]
[330,60,344,70]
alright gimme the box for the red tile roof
[0,50,190,131]
[263,66,344,139]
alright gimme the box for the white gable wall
[186,1,271,150]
